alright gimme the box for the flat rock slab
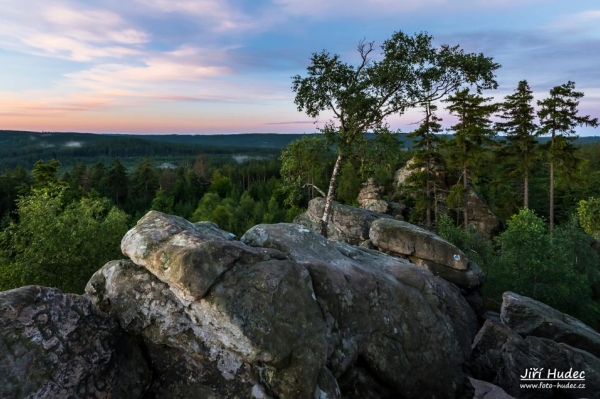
[0,285,150,399]
[370,218,469,270]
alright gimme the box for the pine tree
[537,81,599,232]
[445,89,497,229]
[496,80,538,208]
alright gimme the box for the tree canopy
[292,30,500,234]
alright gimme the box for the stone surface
[294,197,392,246]
[469,378,516,399]
[468,319,600,399]
[0,285,150,399]
[357,178,389,214]
[242,222,479,399]
[95,211,332,399]
[369,218,469,270]
[501,291,600,358]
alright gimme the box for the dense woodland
[2,30,600,328]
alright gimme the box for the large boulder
[468,319,600,399]
[0,285,150,399]
[370,218,485,291]
[88,211,479,399]
[294,197,392,246]
[242,222,479,399]
[500,291,600,358]
[90,211,329,399]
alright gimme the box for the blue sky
[1,0,599,135]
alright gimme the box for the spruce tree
[537,81,598,232]
[445,89,497,229]
[496,80,538,208]
[406,101,445,228]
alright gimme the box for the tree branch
[302,183,326,197]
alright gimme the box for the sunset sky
[1,0,599,135]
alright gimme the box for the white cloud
[0,2,148,61]
[546,9,600,34]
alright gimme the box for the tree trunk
[463,164,469,230]
[523,173,529,209]
[434,183,439,232]
[425,158,431,229]
[320,152,344,237]
[549,129,555,233]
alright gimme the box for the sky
[1,0,599,135]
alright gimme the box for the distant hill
[2,130,600,170]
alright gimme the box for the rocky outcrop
[87,211,478,399]
[357,177,389,214]
[0,285,150,399]
[468,292,600,399]
[294,197,392,246]
[242,223,479,398]
[370,218,484,291]
[500,291,600,358]
[296,201,484,292]
[468,319,600,399]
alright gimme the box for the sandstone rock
[243,222,479,399]
[357,178,389,214]
[501,291,600,358]
[121,211,284,303]
[94,211,332,399]
[469,378,516,399]
[294,197,392,245]
[467,190,500,240]
[468,319,600,399]
[0,285,150,399]
[368,218,486,292]
[369,218,469,270]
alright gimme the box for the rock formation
[297,199,485,294]
[0,285,150,398]
[357,177,389,214]
[468,292,600,399]
[84,211,479,399]
[294,197,393,246]
[2,210,600,399]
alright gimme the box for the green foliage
[578,197,600,239]
[495,209,599,326]
[280,136,332,207]
[439,209,600,327]
[444,89,497,228]
[0,185,129,293]
[209,170,234,198]
[151,187,175,214]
